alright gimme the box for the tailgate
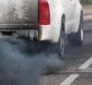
[0,0,38,25]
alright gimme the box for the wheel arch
[72,3,83,33]
[61,14,65,32]
[57,14,66,43]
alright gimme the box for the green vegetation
[80,0,92,4]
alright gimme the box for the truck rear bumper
[0,24,38,30]
[0,24,39,40]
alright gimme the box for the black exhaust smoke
[0,38,67,85]
[0,40,48,85]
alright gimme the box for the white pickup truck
[0,0,83,57]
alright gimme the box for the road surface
[41,9,92,85]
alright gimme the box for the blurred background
[80,0,92,4]
[80,0,92,11]
[80,0,92,9]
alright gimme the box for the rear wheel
[68,12,83,46]
[57,16,65,59]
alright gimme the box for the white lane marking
[60,74,79,85]
[59,57,92,85]
[79,57,92,69]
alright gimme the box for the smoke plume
[0,38,66,85]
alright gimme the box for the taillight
[39,0,50,25]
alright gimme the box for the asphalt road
[41,11,92,85]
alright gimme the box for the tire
[57,16,65,59]
[67,12,84,46]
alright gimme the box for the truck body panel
[0,0,38,25]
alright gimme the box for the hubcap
[80,19,83,41]
[81,28,83,41]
